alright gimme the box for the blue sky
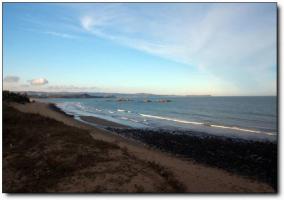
[3,3,277,95]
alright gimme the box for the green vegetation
[3,90,30,104]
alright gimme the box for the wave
[57,102,87,111]
[129,119,139,123]
[117,109,131,113]
[139,113,275,136]
[140,114,203,125]
[209,124,273,135]
[54,102,275,137]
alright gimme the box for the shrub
[3,90,30,104]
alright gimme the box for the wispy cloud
[77,4,276,65]
[3,75,21,91]
[14,3,276,95]
[81,16,94,31]
[21,3,276,78]
[76,3,276,93]
[4,76,20,83]
[43,31,79,39]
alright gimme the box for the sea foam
[139,113,274,136]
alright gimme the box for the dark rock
[106,127,277,190]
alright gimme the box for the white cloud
[4,76,20,83]
[81,16,94,31]
[79,4,121,31]
[78,4,276,67]
[16,3,276,95]
[29,78,49,86]
[77,3,276,94]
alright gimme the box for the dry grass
[3,104,185,193]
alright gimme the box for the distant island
[26,92,116,99]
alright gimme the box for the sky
[3,3,277,96]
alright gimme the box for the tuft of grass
[147,161,186,192]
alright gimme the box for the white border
[0,0,282,199]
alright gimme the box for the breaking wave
[139,113,275,136]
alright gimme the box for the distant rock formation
[158,99,171,103]
[143,99,152,103]
[116,98,132,102]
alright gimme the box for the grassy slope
[3,104,185,193]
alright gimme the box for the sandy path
[12,102,275,192]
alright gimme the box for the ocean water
[44,95,277,141]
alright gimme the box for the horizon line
[4,89,277,97]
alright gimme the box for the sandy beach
[6,101,275,193]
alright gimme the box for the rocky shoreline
[106,127,278,191]
[5,96,275,192]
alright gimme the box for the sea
[43,95,277,141]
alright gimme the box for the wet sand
[10,101,275,192]
[80,116,129,128]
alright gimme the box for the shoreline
[41,98,276,142]
[10,101,276,192]
[80,115,130,129]
[76,113,277,189]
[106,127,277,190]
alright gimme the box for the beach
[3,100,275,193]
